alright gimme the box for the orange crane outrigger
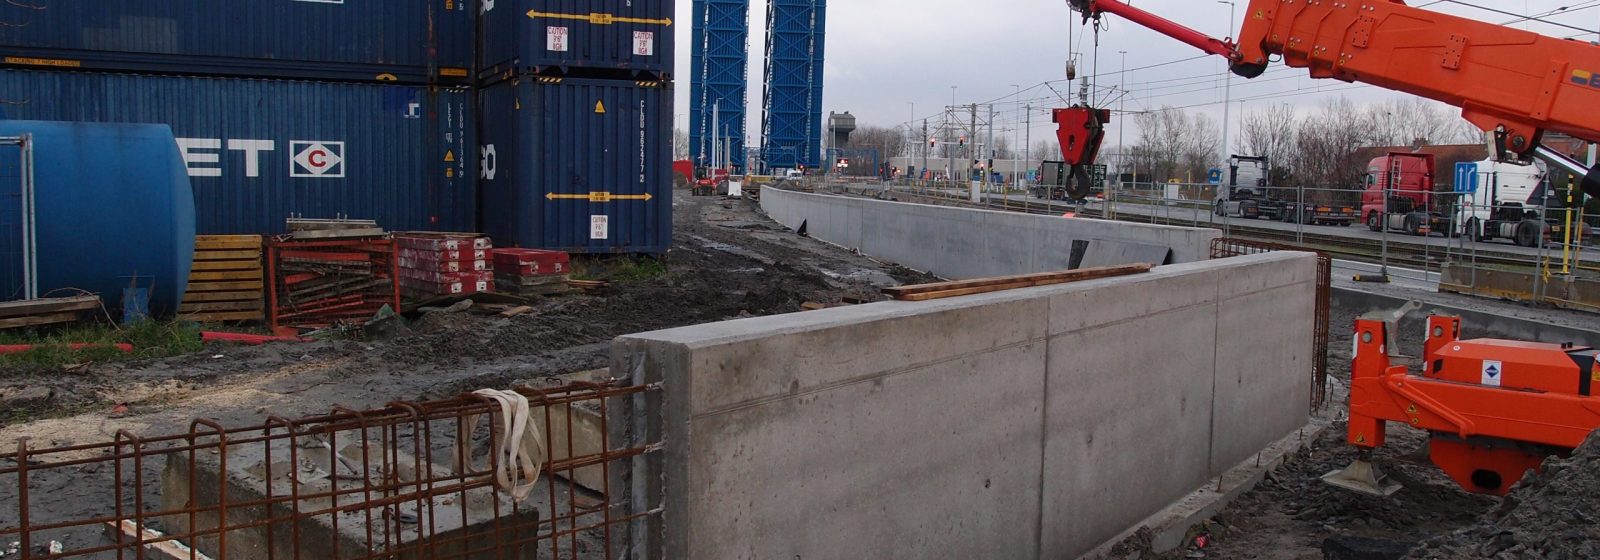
[1066,0,1600,496]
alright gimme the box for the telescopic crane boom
[1067,0,1600,199]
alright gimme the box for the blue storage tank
[479,76,672,253]
[0,121,194,313]
[0,70,476,236]
[0,1,473,84]
[479,0,674,81]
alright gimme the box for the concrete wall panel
[617,251,1316,560]
[761,187,1220,278]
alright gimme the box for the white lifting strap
[469,389,546,501]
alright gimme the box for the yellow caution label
[444,150,456,163]
[595,100,606,114]
[446,168,455,178]
[439,67,469,77]
[547,192,654,202]
[525,10,671,26]
[4,56,81,68]
[375,73,400,82]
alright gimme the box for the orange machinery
[1066,0,1600,200]
[1066,0,1600,495]
[1338,316,1600,495]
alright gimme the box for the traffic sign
[1454,162,1479,193]
[1207,167,1224,185]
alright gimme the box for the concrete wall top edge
[767,186,1214,236]
[614,251,1315,350]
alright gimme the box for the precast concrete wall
[759,186,1221,278]
[613,251,1317,559]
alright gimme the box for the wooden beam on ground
[0,295,100,319]
[884,264,1154,302]
[103,520,215,560]
[499,305,535,318]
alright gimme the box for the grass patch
[0,320,205,369]
[570,256,669,283]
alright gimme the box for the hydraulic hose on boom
[1067,0,1600,199]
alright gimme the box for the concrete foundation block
[161,435,544,559]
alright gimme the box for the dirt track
[0,191,934,440]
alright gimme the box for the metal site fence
[0,381,658,560]
[846,177,1597,312]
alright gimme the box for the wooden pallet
[179,235,265,323]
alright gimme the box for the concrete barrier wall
[760,186,1221,279]
[614,252,1316,559]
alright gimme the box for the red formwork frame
[266,237,401,331]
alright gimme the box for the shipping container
[479,0,674,82]
[0,1,473,84]
[0,70,476,235]
[479,76,672,253]
[0,121,194,313]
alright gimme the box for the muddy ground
[0,189,937,556]
[1115,293,1595,559]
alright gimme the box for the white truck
[1458,159,1593,247]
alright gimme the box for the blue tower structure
[760,0,826,171]
[689,0,750,172]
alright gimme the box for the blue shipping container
[0,121,194,313]
[479,0,674,81]
[479,76,672,253]
[0,1,473,83]
[0,70,476,235]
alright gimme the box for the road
[977,191,1599,266]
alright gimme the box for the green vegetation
[0,320,204,369]
[570,255,669,283]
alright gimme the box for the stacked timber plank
[178,235,265,323]
[882,264,1154,302]
[395,233,494,299]
[0,295,101,329]
[492,249,571,297]
[267,237,399,330]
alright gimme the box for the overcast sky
[672,0,1600,155]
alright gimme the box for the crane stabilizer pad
[1321,460,1403,497]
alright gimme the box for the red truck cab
[1362,152,1452,236]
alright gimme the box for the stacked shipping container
[478,1,674,253]
[0,1,673,252]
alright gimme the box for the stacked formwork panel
[478,1,674,254]
[760,0,827,171]
[689,0,751,173]
[0,2,477,236]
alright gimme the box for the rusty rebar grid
[0,382,656,560]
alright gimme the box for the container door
[0,142,21,300]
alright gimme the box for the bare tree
[1239,104,1300,185]
[1033,139,1060,163]
[672,128,690,160]
[1360,97,1481,147]
[1292,98,1371,191]
[849,125,908,160]
[1132,107,1220,183]
[992,135,1014,160]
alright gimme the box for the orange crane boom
[1068,0,1600,199]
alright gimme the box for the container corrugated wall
[479,0,674,81]
[0,1,473,83]
[479,77,672,253]
[0,70,476,235]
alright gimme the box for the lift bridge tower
[759,0,826,172]
[690,0,826,174]
[689,0,751,172]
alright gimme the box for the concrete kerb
[1332,287,1600,348]
[1080,421,1330,559]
